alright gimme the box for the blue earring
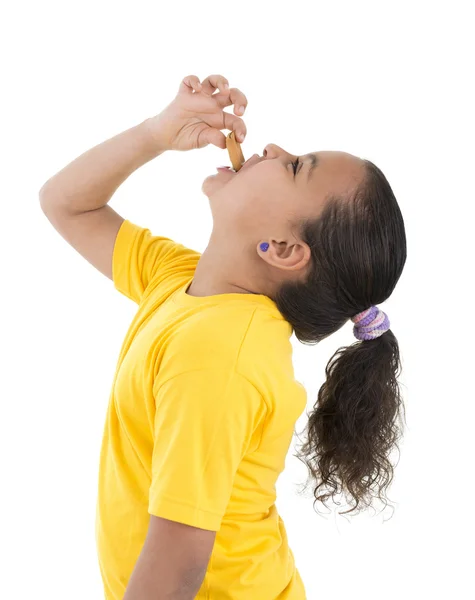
[260,242,269,252]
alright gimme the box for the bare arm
[39,118,165,214]
[39,119,166,280]
[123,515,216,600]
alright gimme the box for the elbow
[39,179,52,199]
[39,182,64,213]
[39,182,53,208]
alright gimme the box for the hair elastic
[351,305,390,341]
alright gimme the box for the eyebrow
[304,153,319,182]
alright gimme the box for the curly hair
[273,159,407,517]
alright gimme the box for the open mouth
[216,154,260,174]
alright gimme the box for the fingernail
[224,83,229,89]
[238,106,244,114]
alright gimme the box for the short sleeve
[112,219,199,304]
[148,369,267,531]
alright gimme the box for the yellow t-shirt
[96,218,308,599]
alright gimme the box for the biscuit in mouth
[226,131,245,172]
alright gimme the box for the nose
[262,143,293,160]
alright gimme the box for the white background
[2,1,474,598]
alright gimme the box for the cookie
[226,131,245,172]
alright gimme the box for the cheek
[231,191,278,234]
[207,168,286,223]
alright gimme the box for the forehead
[307,151,364,196]
[316,150,363,177]
[318,150,361,167]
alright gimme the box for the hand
[145,74,248,152]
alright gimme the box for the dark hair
[273,159,407,517]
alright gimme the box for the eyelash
[291,158,299,175]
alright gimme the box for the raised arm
[39,119,166,280]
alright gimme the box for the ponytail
[294,329,405,516]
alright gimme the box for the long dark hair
[273,159,407,517]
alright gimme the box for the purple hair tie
[351,305,390,341]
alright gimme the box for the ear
[258,239,311,272]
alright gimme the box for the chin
[201,173,227,199]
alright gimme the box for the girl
[40,73,407,600]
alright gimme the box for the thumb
[200,127,227,150]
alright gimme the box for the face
[201,143,365,278]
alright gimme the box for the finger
[214,87,248,116]
[200,74,230,96]
[200,128,227,150]
[179,75,202,94]
[222,112,247,143]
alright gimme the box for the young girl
[40,73,407,600]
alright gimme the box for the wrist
[140,117,170,156]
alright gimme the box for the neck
[186,248,268,298]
